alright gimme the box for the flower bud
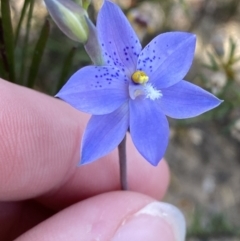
[82,0,91,10]
[73,0,83,6]
[44,0,89,43]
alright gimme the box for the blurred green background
[1,0,240,240]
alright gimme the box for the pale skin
[0,79,176,240]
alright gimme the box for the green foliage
[14,0,31,45]
[201,37,240,125]
[187,210,240,239]
[1,0,15,82]
[202,52,219,71]
[56,46,77,94]
[0,0,90,94]
[19,0,35,84]
[27,20,50,88]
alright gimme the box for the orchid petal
[97,0,142,77]
[137,32,196,88]
[80,103,129,165]
[159,80,223,119]
[56,66,128,115]
[129,99,169,166]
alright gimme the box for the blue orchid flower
[56,0,222,166]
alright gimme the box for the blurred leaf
[187,209,203,235]
[0,61,5,78]
[0,18,9,79]
[55,47,77,93]
[19,0,35,85]
[179,0,191,18]
[202,63,218,71]
[188,209,240,238]
[204,51,219,71]
[232,56,240,64]
[1,0,15,82]
[82,0,91,10]
[227,37,236,65]
[27,20,50,88]
[73,0,83,5]
[14,0,31,46]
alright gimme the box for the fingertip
[36,133,170,209]
[0,79,170,206]
[16,192,185,241]
[112,201,185,241]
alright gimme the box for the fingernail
[112,202,186,241]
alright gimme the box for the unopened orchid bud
[73,0,91,10]
[73,0,83,6]
[82,0,91,10]
[44,0,89,43]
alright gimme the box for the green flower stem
[118,135,128,190]
[84,18,104,65]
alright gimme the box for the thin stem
[118,135,128,190]
[84,18,104,66]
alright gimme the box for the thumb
[112,201,185,241]
[16,192,185,241]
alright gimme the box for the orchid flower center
[129,70,162,101]
[131,70,149,84]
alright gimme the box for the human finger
[0,80,169,205]
[16,192,185,241]
[36,139,169,209]
[0,201,53,241]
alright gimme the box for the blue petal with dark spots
[137,32,196,88]
[56,66,129,115]
[97,0,142,77]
